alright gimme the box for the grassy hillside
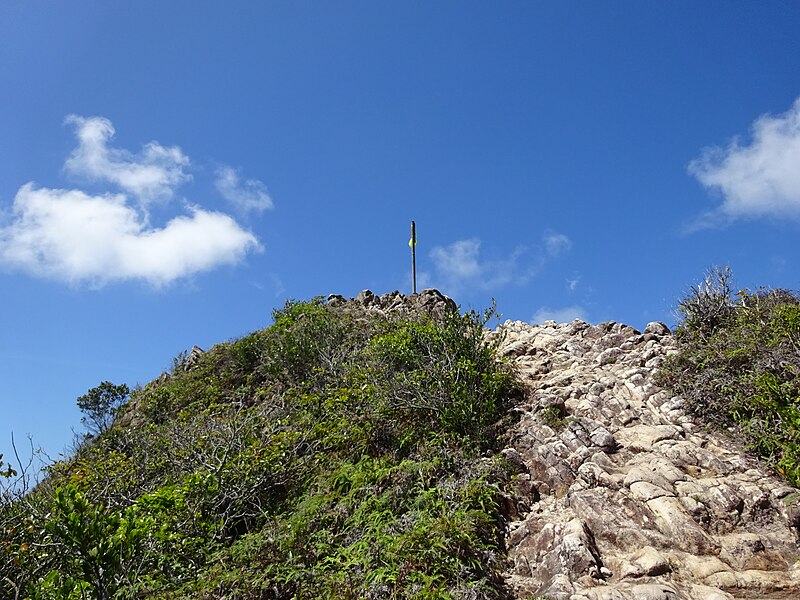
[1,296,520,599]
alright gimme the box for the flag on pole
[410,220,417,294]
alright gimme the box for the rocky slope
[493,318,800,600]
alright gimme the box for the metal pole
[411,220,417,294]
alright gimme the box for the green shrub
[1,298,522,598]
[658,268,800,486]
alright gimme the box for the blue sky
[2,2,800,464]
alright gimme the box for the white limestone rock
[497,318,800,600]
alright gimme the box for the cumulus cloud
[689,97,800,222]
[543,232,572,256]
[0,184,260,286]
[532,305,587,324]
[0,116,266,286]
[64,115,190,204]
[215,165,274,213]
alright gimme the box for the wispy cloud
[215,165,273,214]
[428,238,534,294]
[688,96,800,225]
[268,273,286,297]
[426,231,571,295]
[0,116,263,287]
[532,305,587,324]
[543,231,572,256]
[566,276,580,292]
[64,115,190,204]
[430,238,483,283]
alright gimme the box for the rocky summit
[492,318,800,600]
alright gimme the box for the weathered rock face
[494,319,800,600]
[326,288,458,319]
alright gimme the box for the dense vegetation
[657,267,800,486]
[0,298,520,599]
[6,272,797,598]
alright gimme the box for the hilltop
[2,290,519,598]
[2,286,800,599]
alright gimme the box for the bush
[2,298,522,598]
[674,265,736,337]
[658,268,800,485]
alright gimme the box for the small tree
[77,382,130,435]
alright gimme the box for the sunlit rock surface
[495,319,800,600]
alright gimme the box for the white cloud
[215,165,274,213]
[689,97,800,222]
[430,238,482,282]
[426,231,574,295]
[64,115,190,204]
[543,232,571,256]
[532,305,587,324]
[566,276,580,292]
[0,184,259,286]
[0,117,270,286]
[428,238,539,294]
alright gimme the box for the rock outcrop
[494,319,800,600]
[326,288,458,319]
